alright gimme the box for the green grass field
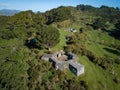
[78,56,116,90]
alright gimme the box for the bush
[115,58,120,64]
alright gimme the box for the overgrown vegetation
[0,4,120,90]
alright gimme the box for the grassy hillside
[52,27,120,90]
[50,22,120,90]
[0,5,120,90]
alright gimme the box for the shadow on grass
[103,47,120,55]
[100,29,120,40]
[108,30,120,40]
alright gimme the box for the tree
[33,12,46,25]
[92,18,107,30]
[36,26,60,49]
[45,6,72,24]
[110,20,120,39]
[0,50,29,90]
[0,16,9,29]
[64,31,86,54]
[115,20,120,31]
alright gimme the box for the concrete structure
[69,62,84,76]
[69,28,77,33]
[41,54,53,61]
[41,51,84,76]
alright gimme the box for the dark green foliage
[115,58,120,64]
[2,10,60,49]
[1,29,17,39]
[76,4,120,24]
[92,18,107,30]
[26,38,38,48]
[26,25,60,49]
[76,4,96,11]
[0,16,9,38]
[33,12,46,25]
[36,26,60,49]
[1,11,35,40]
[0,49,28,90]
[115,20,120,38]
[0,16,9,29]
[45,6,72,24]
[115,20,120,31]
[64,30,86,54]
[6,10,34,30]
[113,77,120,84]
[59,78,88,90]
[109,20,120,39]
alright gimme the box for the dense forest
[0,5,120,90]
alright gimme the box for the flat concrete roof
[69,62,84,71]
[42,54,53,58]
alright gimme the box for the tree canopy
[45,6,72,24]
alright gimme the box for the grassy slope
[85,30,120,90]
[86,30,120,59]
[79,56,115,90]
[51,26,120,90]
[52,28,71,51]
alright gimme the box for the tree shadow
[103,47,120,55]
[25,39,41,49]
[98,29,120,40]
[108,30,120,40]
